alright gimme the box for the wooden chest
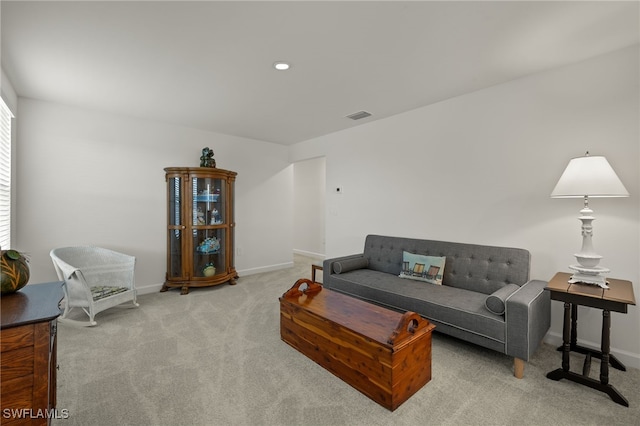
[279,279,435,411]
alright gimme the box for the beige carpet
[54,255,640,425]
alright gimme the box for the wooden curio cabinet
[162,167,238,295]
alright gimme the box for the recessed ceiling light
[273,61,291,71]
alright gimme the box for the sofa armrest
[505,279,550,361]
[323,254,365,288]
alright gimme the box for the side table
[311,262,323,284]
[545,272,636,406]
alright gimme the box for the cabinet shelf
[162,167,238,295]
[194,194,220,202]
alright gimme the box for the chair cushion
[91,286,128,301]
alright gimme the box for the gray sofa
[323,234,550,378]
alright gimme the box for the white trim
[135,283,164,295]
[136,262,295,295]
[293,249,325,260]
[238,262,294,276]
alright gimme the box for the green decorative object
[202,263,216,277]
[1,249,30,294]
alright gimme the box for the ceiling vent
[345,110,372,121]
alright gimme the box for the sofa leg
[514,358,524,379]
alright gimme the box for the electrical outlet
[236,247,243,257]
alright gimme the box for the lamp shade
[551,155,629,198]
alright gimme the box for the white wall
[15,98,293,293]
[293,157,325,258]
[292,46,640,368]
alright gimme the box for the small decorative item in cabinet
[202,263,216,277]
[162,167,237,295]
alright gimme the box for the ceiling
[2,1,638,145]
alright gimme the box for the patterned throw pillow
[399,251,445,285]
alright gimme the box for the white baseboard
[544,331,640,370]
[135,262,295,295]
[237,262,294,276]
[136,283,164,295]
[293,249,325,260]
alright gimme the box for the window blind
[0,97,13,250]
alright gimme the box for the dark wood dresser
[1,282,64,425]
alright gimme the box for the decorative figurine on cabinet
[200,147,216,168]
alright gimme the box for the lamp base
[568,265,609,288]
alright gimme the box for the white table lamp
[551,152,629,288]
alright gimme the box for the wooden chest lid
[280,279,434,348]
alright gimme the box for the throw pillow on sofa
[399,251,445,285]
[485,283,521,315]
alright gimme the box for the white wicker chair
[50,246,139,326]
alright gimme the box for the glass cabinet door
[167,175,183,279]
[192,229,225,278]
[229,179,235,268]
[192,176,225,226]
[191,176,227,278]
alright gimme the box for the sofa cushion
[333,257,369,274]
[327,269,506,344]
[485,284,520,315]
[399,251,445,285]
[363,235,531,295]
